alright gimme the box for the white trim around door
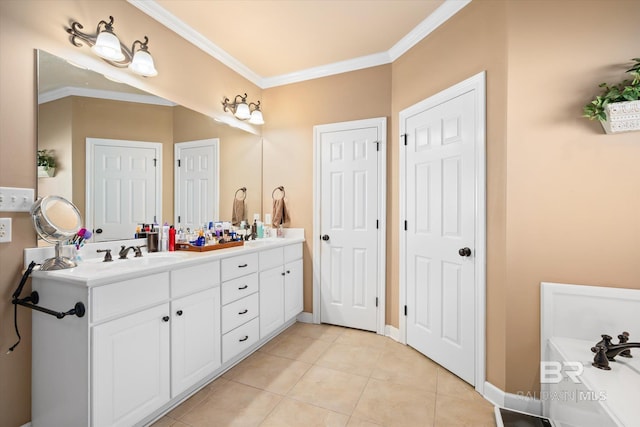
[312,117,387,335]
[399,71,486,393]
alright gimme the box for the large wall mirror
[37,50,262,243]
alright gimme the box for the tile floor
[152,322,496,427]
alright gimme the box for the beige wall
[3,0,640,424]
[262,65,392,312]
[503,0,640,393]
[0,1,260,425]
[391,0,509,391]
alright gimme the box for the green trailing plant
[37,149,57,170]
[583,58,640,121]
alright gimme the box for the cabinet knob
[162,316,170,322]
[286,270,291,274]
[239,335,249,342]
[281,272,286,276]
[176,310,183,316]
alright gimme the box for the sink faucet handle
[592,345,611,370]
[618,331,632,358]
[96,249,113,262]
[134,245,146,257]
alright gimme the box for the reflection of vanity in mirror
[37,50,262,243]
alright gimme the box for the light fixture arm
[222,93,248,114]
[65,16,157,77]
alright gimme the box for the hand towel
[232,198,245,226]
[272,197,290,227]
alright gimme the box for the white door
[92,304,170,427]
[316,118,385,332]
[401,74,485,386]
[171,287,221,397]
[87,138,162,242]
[175,139,219,230]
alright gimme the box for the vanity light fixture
[222,93,265,125]
[66,16,158,77]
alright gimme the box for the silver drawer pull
[238,309,248,315]
[238,263,248,268]
[238,285,248,290]
[239,335,249,342]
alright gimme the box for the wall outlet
[0,186,35,212]
[0,218,11,243]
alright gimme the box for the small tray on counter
[175,240,244,252]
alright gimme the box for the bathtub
[541,282,640,427]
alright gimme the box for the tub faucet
[591,333,640,370]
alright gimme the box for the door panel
[320,126,379,331]
[175,139,219,230]
[90,139,160,242]
[405,90,476,384]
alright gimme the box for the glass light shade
[91,30,125,61]
[129,49,158,77]
[234,102,251,120]
[249,109,264,125]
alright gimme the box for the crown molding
[39,86,176,106]
[127,0,472,89]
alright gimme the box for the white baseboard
[20,423,31,427]
[385,324,400,341]
[483,381,542,416]
[296,312,314,323]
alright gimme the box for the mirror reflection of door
[174,139,219,232]
[87,138,162,242]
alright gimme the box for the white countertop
[548,336,640,426]
[28,231,304,288]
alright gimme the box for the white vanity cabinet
[259,243,303,338]
[29,236,304,427]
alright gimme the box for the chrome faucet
[591,332,640,370]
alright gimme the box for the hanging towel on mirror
[272,197,290,227]
[232,198,245,226]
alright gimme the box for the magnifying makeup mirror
[31,195,82,270]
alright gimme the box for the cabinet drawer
[221,293,259,334]
[221,253,258,281]
[221,272,258,305]
[259,247,283,271]
[222,317,260,363]
[91,272,170,323]
[284,243,302,263]
[171,260,220,297]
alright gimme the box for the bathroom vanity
[27,233,304,427]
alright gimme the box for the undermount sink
[75,251,189,272]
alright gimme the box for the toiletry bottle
[257,221,264,238]
[251,219,257,239]
[169,226,176,251]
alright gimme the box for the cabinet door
[259,266,284,338]
[171,287,221,397]
[284,258,304,321]
[92,304,170,427]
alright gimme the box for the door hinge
[153,215,157,223]
[178,215,181,223]
[404,305,407,316]
[375,141,380,151]
[401,133,407,146]
[376,219,379,229]
[177,159,181,167]
[153,158,157,167]
[404,220,407,231]
[375,297,378,307]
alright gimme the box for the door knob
[321,234,330,241]
[458,247,472,257]
[95,228,103,234]
[176,310,183,316]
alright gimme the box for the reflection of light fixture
[66,16,158,77]
[222,93,265,125]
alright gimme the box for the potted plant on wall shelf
[37,149,57,178]
[583,57,640,134]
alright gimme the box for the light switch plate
[0,187,35,212]
[0,218,11,243]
